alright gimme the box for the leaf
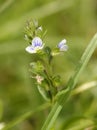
[55,88,69,100]
[52,75,61,87]
[37,85,50,101]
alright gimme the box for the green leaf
[37,85,50,101]
[41,33,97,130]
[52,75,61,88]
[42,30,47,39]
[55,88,69,100]
[44,46,51,56]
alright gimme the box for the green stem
[43,54,57,102]
[44,69,55,102]
[41,33,97,130]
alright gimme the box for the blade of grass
[2,103,50,130]
[41,33,97,130]
[72,80,97,95]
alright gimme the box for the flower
[58,39,68,51]
[35,75,44,84]
[31,75,44,84]
[25,37,44,53]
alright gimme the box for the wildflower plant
[2,20,97,130]
[25,20,68,102]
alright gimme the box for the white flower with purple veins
[26,37,44,53]
[58,39,68,51]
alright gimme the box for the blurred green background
[0,0,97,130]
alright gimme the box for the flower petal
[25,46,36,53]
[58,39,67,48]
[32,37,43,47]
[59,45,68,51]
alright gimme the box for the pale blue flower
[25,37,44,53]
[58,39,68,51]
